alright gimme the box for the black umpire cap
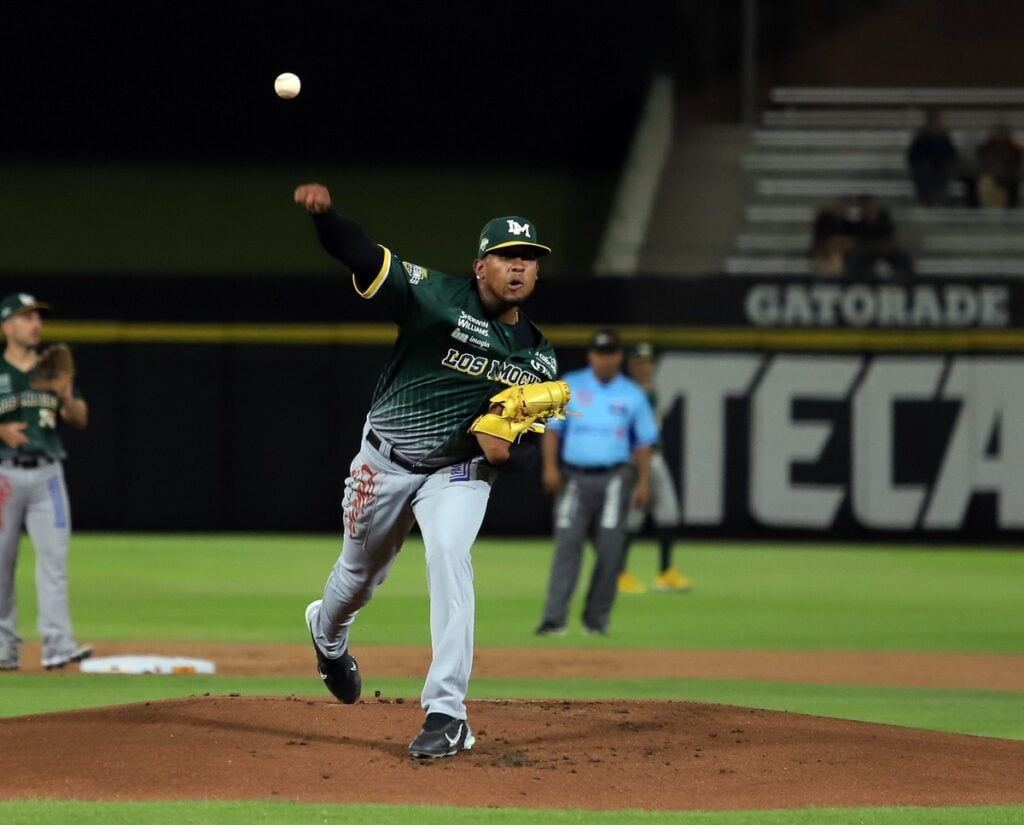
[589,329,622,353]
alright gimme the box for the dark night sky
[3,2,672,167]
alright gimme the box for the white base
[79,655,216,675]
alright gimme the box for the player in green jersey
[295,183,557,758]
[619,341,691,593]
[0,293,91,671]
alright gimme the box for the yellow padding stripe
[44,322,397,345]
[40,322,1024,351]
[550,326,1024,351]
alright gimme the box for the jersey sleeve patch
[402,261,429,284]
[531,351,558,379]
[354,246,393,299]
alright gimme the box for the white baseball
[274,72,301,99]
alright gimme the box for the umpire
[535,329,658,636]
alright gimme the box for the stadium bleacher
[728,87,1024,278]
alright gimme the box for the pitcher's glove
[469,380,571,444]
[31,343,75,393]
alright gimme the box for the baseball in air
[274,72,301,99]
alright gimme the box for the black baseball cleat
[305,600,361,704]
[42,644,93,670]
[408,712,476,759]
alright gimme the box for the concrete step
[724,255,1024,276]
[743,152,908,172]
[921,234,1024,253]
[745,205,1024,224]
[762,109,1024,129]
[752,129,986,148]
[736,231,1024,255]
[736,233,811,252]
[754,178,967,198]
[770,87,1024,106]
[770,85,1024,105]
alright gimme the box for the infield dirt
[2,643,1023,811]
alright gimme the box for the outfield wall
[7,273,1022,542]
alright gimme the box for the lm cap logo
[506,219,533,238]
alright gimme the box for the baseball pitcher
[294,184,564,758]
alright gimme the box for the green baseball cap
[477,216,551,258]
[0,292,50,321]
[629,341,655,360]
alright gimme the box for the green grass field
[2,534,1023,824]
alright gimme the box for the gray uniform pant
[541,464,632,632]
[0,461,76,665]
[310,427,495,721]
[626,451,681,533]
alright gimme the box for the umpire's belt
[367,430,432,474]
[562,462,625,475]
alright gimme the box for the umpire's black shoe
[305,600,361,704]
[408,712,476,759]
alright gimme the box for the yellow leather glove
[469,412,545,443]
[488,380,571,422]
[468,380,571,444]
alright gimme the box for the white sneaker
[43,643,93,670]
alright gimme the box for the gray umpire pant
[540,464,633,633]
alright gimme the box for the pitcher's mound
[2,696,1023,810]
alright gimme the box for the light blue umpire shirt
[547,367,658,467]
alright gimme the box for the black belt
[562,462,625,475]
[367,430,430,474]
[1,456,54,469]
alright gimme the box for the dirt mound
[2,696,1023,810]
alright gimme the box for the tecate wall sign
[657,353,1023,536]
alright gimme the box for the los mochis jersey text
[0,391,59,415]
[441,348,544,385]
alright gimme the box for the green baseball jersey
[0,359,67,461]
[645,387,664,451]
[358,248,558,469]
[646,388,658,414]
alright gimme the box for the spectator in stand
[973,123,1022,208]
[809,198,855,277]
[843,195,915,280]
[907,108,959,206]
